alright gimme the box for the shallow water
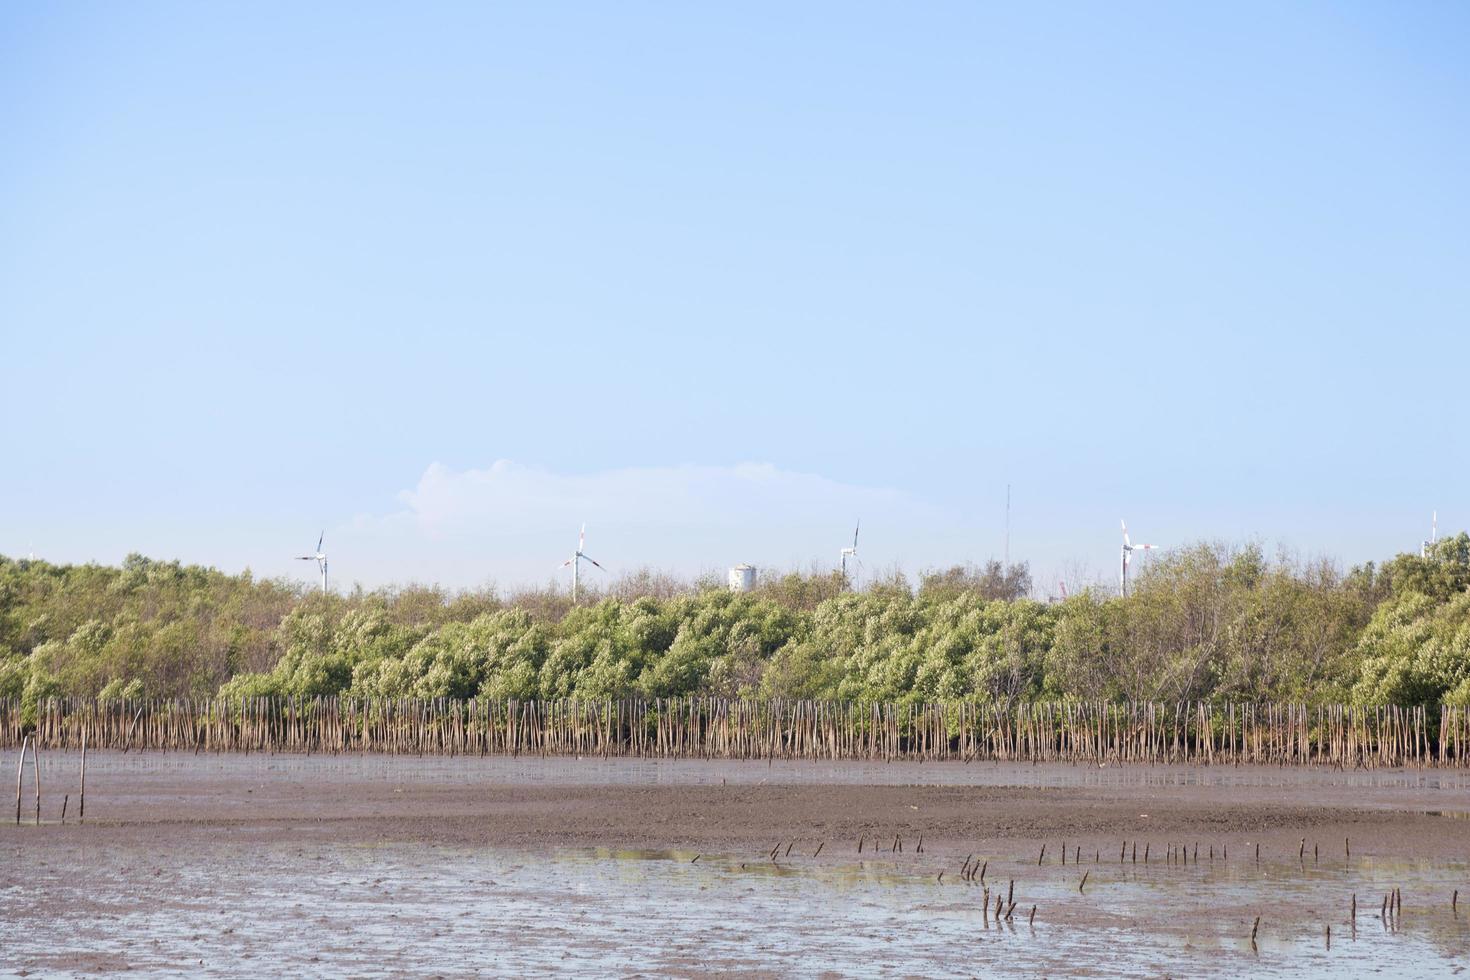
[5,752,1470,976]
[4,838,1469,977]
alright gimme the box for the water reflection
[3,838,1468,977]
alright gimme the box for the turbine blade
[1121,520,1131,549]
[580,523,586,551]
[559,559,574,569]
[853,520,860,550]
[317,531,324,552]
[584,556,606,571]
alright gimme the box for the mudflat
[11,752,1469,855]
[4,753,1469,976]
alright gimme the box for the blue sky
[2,2,1466,592]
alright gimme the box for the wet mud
[3,752,1468,976]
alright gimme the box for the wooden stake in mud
[79,731,86,824]
[979,860,988,884]
[1453,890,1459,915]
[15,735,28,825]
[31,738,40,825]
[858,834,865,854]
[1038,844,1046,866]
[916,835,923,854]
[813,842,823,858]
[1028,904,1036,927]
[1007,879,1014,905]
[1325,924,1330,950]
[124,707,143,754]
[1251,915,1260,946]
[1345,837,1350,860]
[60,794,68,825]
[1079,870,1090,893]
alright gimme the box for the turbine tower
[840,520,860,588]
[1422,510,1439,558]
[296,531,328,594]
[560,523,606,603]
[1119,519,1156,597]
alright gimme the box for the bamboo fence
[1,698,1466,767]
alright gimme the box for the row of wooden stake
[3,697,1467,766]
[12,732,84,826]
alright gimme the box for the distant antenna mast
[1004,484,1011,568]
[1423,510,1438,558]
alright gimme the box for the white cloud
[344,459,958,589]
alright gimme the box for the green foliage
[4,538,1470,706]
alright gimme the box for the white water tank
[728,564,757,592]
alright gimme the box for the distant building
[728,564,757,592]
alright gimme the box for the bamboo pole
[14,734,28,825]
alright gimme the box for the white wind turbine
[296,531,328,594]
[1119,519,1157,597]
[1422,510,1439,558]
[560,523,606,603]
[840,520,860,588]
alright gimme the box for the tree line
[2,537,1468,715]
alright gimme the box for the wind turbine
[840,520,860,589]
[1422,510,1439,558]
[560,523,606,603]
[1119,519,1157,597]
[296,531,328,594]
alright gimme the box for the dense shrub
[4,536,1470,705]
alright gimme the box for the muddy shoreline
[8,751,1469,858]
[4,753,1469,976]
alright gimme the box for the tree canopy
[4,537,1470,707]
